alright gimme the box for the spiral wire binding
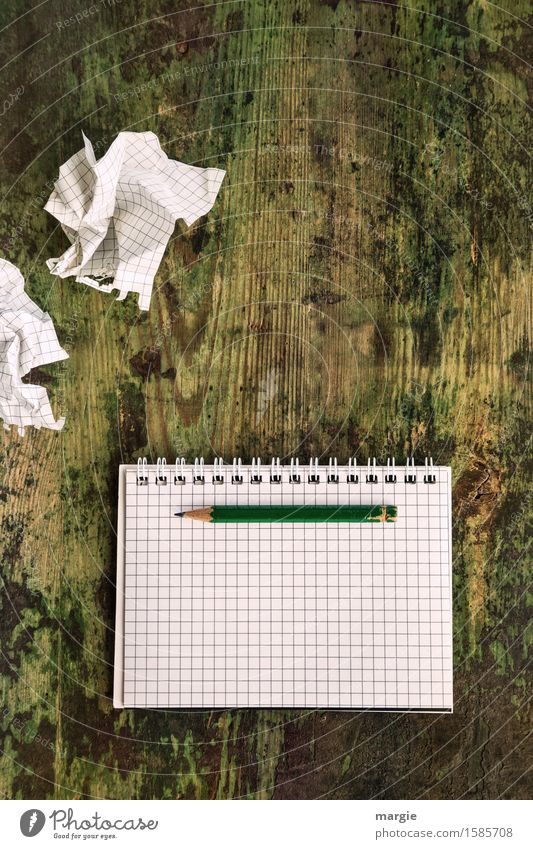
[366,457,378,484]
[347,457,358,483]
[232,457,243,484]
[405,457,417,484]
[135,456,439,485]
[308,457,320,484]
[155,457,167,485]
[289,458,300,484]
[385,457,397,484]
[250,457,262,484]
[270,457,282,484]
[136,457,148,485]
[213,457,224,485]
[174,458,186,485]
[328,457,339,483]
[193,457,205,485]
[424,456,436,484]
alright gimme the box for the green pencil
[175,505,397,523]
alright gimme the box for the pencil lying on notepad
[175,505,397,523]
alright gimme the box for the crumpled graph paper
[45,131,225,311]
[0,259,68,435]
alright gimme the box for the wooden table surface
[0,0,531,799]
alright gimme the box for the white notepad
[113,458,453,712]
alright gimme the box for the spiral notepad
[113,458,453,712]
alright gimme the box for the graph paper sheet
[114,463,453,711]
[0,258,68,434]
[45,131,225,311]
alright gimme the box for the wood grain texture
[0,0,531,799]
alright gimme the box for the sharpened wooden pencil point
[178,507,214,523]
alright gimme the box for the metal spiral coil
[135,456,439,485]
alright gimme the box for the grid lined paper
[0,258,68,434]
[45,131,225,311]
[114,463,453,711]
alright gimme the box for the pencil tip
[174,512,184,517]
